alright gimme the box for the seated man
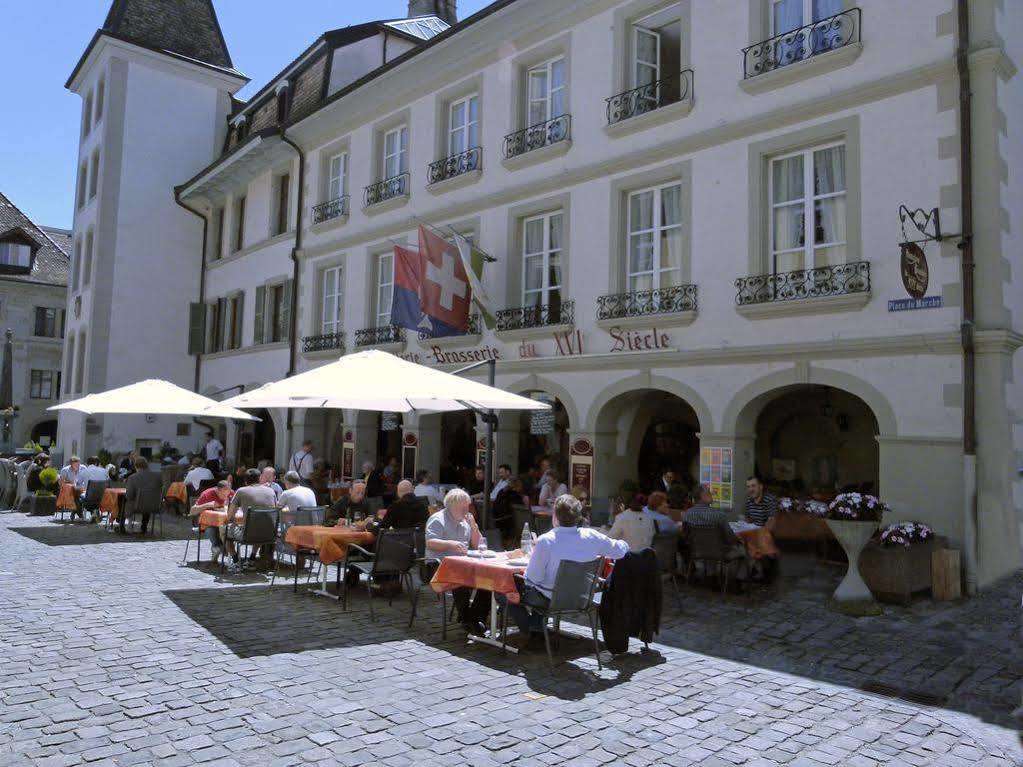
[413,470,443,507]
[260,467,283,501]
[381,479,429,530]
[224,468,278,569]
[76,456,110,522]
[326,481,369,525]
[682,484,747,570]
[744,475,779,526]
[59,455,83,487]
[608,495,658,552]
[184,457,213,492]
[278,470,317,513]
[506,494,629,639]
[190,480,234,562]
[425,488,490,635]
[120,456,162,535]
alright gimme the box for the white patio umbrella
[219,350,549,414]
[48,379,258,421]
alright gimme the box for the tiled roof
[102,0,233,69]
[0,193,70,287]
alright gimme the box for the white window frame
[768,140,847,275]
[447,94,479,156]
[321,265,344,335]
[0,242,31,268]
[633,26,660,88]
[375,253,394,327]
[382,125,408,180]
[626,182,683,293]
[526,57,566,126]
[327,152,347,201]
[770,0,839,35]
[521,211,563,307]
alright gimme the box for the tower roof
[101,0,233,69]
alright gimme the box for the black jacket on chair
[599,549,662,654]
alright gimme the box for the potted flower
[824,493,890,615]
[860,522,945,605]
[29,467,60,516]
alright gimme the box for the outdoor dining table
[284,524,375,599]
[100,488,127,521]
[430,550,528,652]
[165,481,188,505]
[731,522,781,560]
[190,508,241,564]
[56,482,77,512]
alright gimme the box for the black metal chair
[342,528,419,625]
[81,480,108,523]
[127,488,164,536]
[501,557,605,670]
[222,508,278,574]
[684,524,747,594]
[270,507,322,592]
[651,531,683,609]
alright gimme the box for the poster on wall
[569,438,594,500]
[700,447,733,508]
[529,392,556,435]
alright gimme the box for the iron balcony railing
[311,195,349,224]
[606,70,694,125]
[354,325,406,347]
[742,8,861,79]
[301,332,345,353]
[364,172,410,207]
[428,147,482,185]
[495,301,574,332]
[503,114,571,160]
[596,285,698,320]
[418,314,481,341]
[735,261,870,305]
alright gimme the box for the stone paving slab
[0,513,1019,766]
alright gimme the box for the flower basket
[28,494,57,517]
[860,534,947,605]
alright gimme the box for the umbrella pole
[452,358,497,530]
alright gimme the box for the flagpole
[411,215,497,262]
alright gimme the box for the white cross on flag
[418,224,471,336]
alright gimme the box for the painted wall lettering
[608,326,670,352]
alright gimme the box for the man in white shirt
[413,470,444,507]
[59,456,83,487]
[184,457,214,491]
[488,464,511,501]
[289,440,315,485]
[278,471,317,512]
[76,456,111,522]
[607,496,658,552]
[205,433,224,473]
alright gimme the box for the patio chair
[125,488,164,536]
[270,507,322,593]
[340,528,419,625]
[685,524,747,594]
[651,531,683,610]
[81,480,108,523]
[501,557,605,671]
[221,508,278,574]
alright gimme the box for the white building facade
[66,0,1022,587]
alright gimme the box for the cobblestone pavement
[0,512,1019,767]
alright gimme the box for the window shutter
[187,302,205,355]
[254,285,266,345]
[232,292,245,349]
[33,307,44,336]
[215,297,227,351]
[280,279,293,341]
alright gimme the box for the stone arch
[722,366,898,437]
[504,373,580,429]
[584,373,713,434]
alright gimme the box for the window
[321,265,344,335]
[627,183,683,292]
[29,370,56,400]
[0,241,31,268]
[72,239,81,291]
[769,143,846,273]
[234,195,246,251]
[448,95,479,156]
[88,150,100,199]
[375,253,394,328]
[206,299,225,353]
[631,5,683,106]
[274,174,290,236]
[34,307,64,338]
[83,91,93,136]
[770,0,844,61]
[177,422,191,437]
[522,212,563,308]
[527,58,566,126]
[327,153,347,201]
[269,284,288,343]
[95,76,105,123]
[83,229,94,286]
[382,126,408,179]
[76,162,87,210]
[74,331,87,393]
[227,293,244,349]
[253,281,292,345]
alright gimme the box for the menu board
[700,447,733,508]
[381,412,401,432]
[529,392,556,435]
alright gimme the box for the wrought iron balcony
[354,325,406,347]
[418,314,481,341]
[735,261,870,305]
[302,332,345,353]
[311,195,349,224]
[743,8,861,79]
[428,147,482,185]
[597,285,698,320]
[495,301,574,332]
[606,70,694,125]
[363,173,410,207]
[503,115,571,160]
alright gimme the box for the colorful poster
[700,447,734,508]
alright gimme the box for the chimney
[407,0,457,26]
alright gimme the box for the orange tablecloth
[166,482,188,504]
[737,527,780,560]
[56,483,78,511]
[329,487,349,503]
[431,552,527,604]
[101,488,127,520]
[285,525,375,566]
[197,508,241,531]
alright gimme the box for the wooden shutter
[215,297,227,351]
[280,279,293,341]
[187,302,205,355]
[253,285,266,345]
[231,293,245,349]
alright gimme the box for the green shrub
[37,467,59,496]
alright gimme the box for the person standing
[362,460,385,498]
[205,432,224,474]
[289,440,315,486]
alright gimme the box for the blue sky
[1,1,491,230]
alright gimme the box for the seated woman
[537,470,568,509]
[644,491,678,533]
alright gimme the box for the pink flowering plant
[803,500,829,517]
[825,492,889,522]
[878,521,933,547]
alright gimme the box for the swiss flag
[418,225,471,335]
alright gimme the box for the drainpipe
[955,0,977,595]
[173,194,209,393]
[278,128,306,455]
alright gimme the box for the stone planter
[28,494,57,516]
[860,536,947,605]
[825,518,882,616]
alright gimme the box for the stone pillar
[414,414,441,480]
[592,430,621,499]
[697,432,753,514]
[344,408,378,477]
[567,431,594,500]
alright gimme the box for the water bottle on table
[520,522,532,556]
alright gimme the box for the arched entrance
[237,408,276,468]
[594,389,701,497]
[376,411,403,472]
[30,419,58,448]
[439,411,476,483]
[515,391,570,478]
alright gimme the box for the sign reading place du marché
[888,296,943,312]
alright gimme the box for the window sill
[420,333,483,349]
[362,194,410,216]
[303,347,346,359]
[310,213,349,235]
[739,43,863,95]
[603,97,694,139]
[201,341,289,361]
[494,322,574,344]
[596,310,696,331]
[735,291,870,320]
[500,140,572,171]
[354,340,405,354]
[427,169,483,195]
